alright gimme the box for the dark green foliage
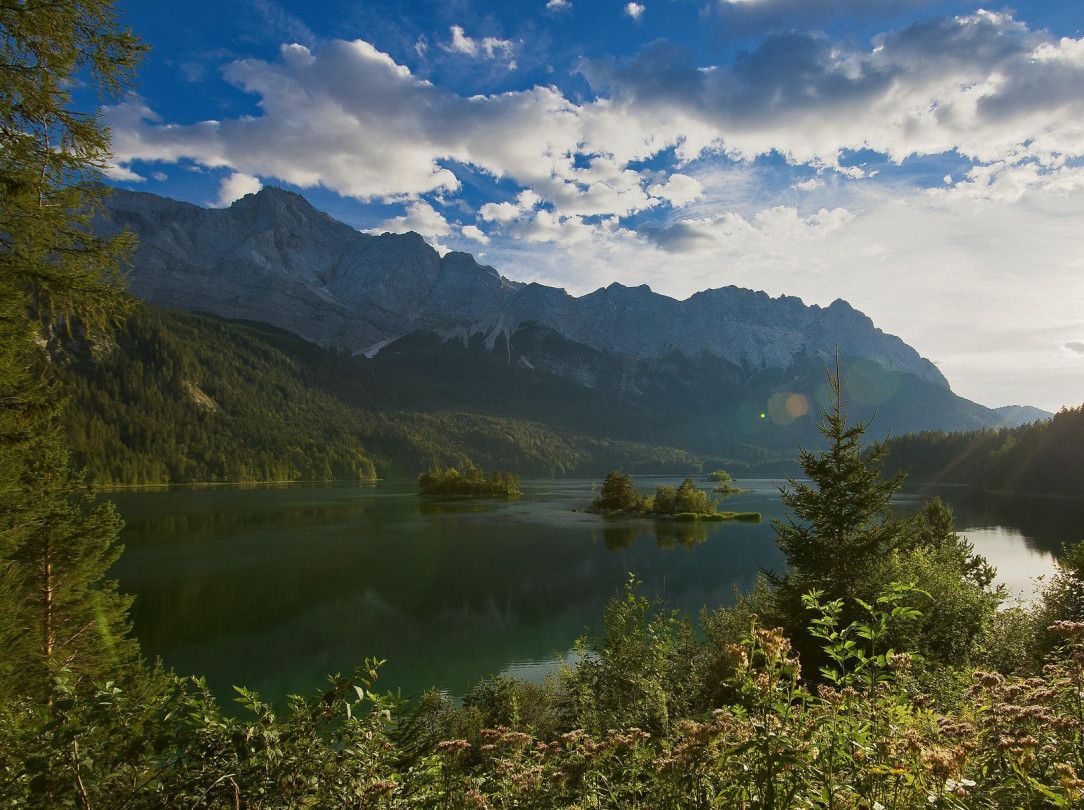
[1040,539,1084,624]
[560,576,700,737]
[672,477,715,514]
[770,361,908,625]
[0,0,144,707]
[417,466,521,497]
[58,306,722,484]
[768,362,1002,672]
[590,470,648,512]
[0,439,138,702]
[864,498,1002,668]
[884,404,1084,496]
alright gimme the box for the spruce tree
[0,0,144,700]
[769,356,907,633]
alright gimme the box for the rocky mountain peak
[96,188,951,389]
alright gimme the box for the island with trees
[418,465,522,497]
[708,468,750,495]
[587,470,761,521]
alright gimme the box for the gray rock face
[99,187,949,387]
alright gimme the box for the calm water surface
[107,478,1080,704]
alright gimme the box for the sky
[102,0,1084,412]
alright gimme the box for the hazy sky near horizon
[105,0,1084,412]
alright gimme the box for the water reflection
[654,520,709,550]
[104,478,1075,706]
[417,500,502,515]
[901,485,1084,557]
[108,480,784,703]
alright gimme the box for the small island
[586,470,760,522]
[708,469,751,495]
[418,465,522,497]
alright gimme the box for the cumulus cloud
[479,190,542,223]
[107,13,1084,228]
[641,204,853,253]
[460,224,490,243]
[1066,342,1084,355]
[624,3,645,20]
[370,200,452,238]
[647,173,704,206]
[509,210,619,246]
[546,0,571,10]
[579,13,1084,187]
[104,163,145,182]
[214,171,262,206]
[443,25,516,63]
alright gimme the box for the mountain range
[76,186,1050,482]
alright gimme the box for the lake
[107,477,1081,705]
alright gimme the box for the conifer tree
[0,0,144,700]
[769,355,907,631]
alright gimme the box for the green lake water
[106,478,1081,705]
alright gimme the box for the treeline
[57,305,718,485]
[884,404,1084,496]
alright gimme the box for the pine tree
[769,355,907,631]
[0,0,144,701]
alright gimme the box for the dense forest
[57,305,720,484]
[884,405,1084,497]
[57,299,1032,488]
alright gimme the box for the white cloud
[460,224,490,243]
[647,173,704,206]
[479,190,542,223]
[624,3,645,20]
[108,17,1084,226]
[935,162,1084,203]
[510,210,615,246]
[103,18,1084,410]
[443,25,516,62]
[579,13,1084,188]
[546,0,571,10]
[370,200,452,238]
[214,171,262,206]
[641,204,854,254]
[104,163,145,182]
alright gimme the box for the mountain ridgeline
[97,186,947,386]
[71,186,1052,485]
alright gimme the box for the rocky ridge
[99,186,946,387]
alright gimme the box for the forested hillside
[884,406,1084,496]
[58,305,716,485]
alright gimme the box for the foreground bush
[8,592,1084,808]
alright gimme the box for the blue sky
[104,0,1084,411]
